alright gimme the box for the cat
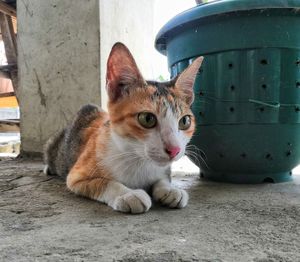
[44,42,203,214]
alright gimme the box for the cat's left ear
[106,42,145,102]
[175,56,204,105]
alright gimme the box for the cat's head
[106,42,203,167]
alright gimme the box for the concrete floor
[1,158,300,262]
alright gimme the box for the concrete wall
[99,0,156,109]
[18,0,157,154]
[153,0,196,79]
[18,0,101,154]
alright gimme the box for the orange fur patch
[67,113,112,200]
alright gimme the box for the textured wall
[99,0,156,109]
[18,0,156,154]
[18,0,101,154]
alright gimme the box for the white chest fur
[103,151,168,189]
[102,134,169,190]
[118,161,166,189]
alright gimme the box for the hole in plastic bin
[199,111,204,117]
[230,85,235,91]
[218,153,224,158]
[265,153,272,160]
[199,68,203,73]
[295,107,300,112]
[296,60,300,66]
[296,82,300,88]
[199,91,204,96]
[228,63,233,69]
[262,84,267,89]
[263,177,274,183]
[286,151,292,157]
[240,153,247,158]
[260,59,268,65]
[259,107,265,112]
[229,107,235,112]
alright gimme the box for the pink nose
[165,146,181,159]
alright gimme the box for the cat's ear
[175,56,204,105]
[106,42,145,102]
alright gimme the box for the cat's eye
[138,112,157,129]
[179,115,191,130]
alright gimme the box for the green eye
[138,112,157,128]
[179,115,191,130]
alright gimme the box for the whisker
[185,147,211,171]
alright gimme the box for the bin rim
[155,0,300,55]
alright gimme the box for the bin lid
[155,0,300,55]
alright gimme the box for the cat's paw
[153,187,189,208]
[113,189,152,214]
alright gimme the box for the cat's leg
[66,170,151,214]
[152,179,189,208]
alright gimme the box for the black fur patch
[44,104,101,179]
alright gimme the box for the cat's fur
[44,43,203,213]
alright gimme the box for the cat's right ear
[175,56,204,105]
[106,42,145,102]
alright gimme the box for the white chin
[157,161,171,167]
[147,154,172,167]
[151,158,172,167]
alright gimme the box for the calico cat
[44,43,203,214]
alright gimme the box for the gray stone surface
[17,0,157,155]
[18,0,102,154]
[1,159,300,261]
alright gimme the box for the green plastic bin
[155,0,300,183]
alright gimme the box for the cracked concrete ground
[1,158,300,262]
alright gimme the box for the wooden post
[0,12,18,101]
[0,2,16,17]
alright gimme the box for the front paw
[153,187,189,208]
[113,189,152,214]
